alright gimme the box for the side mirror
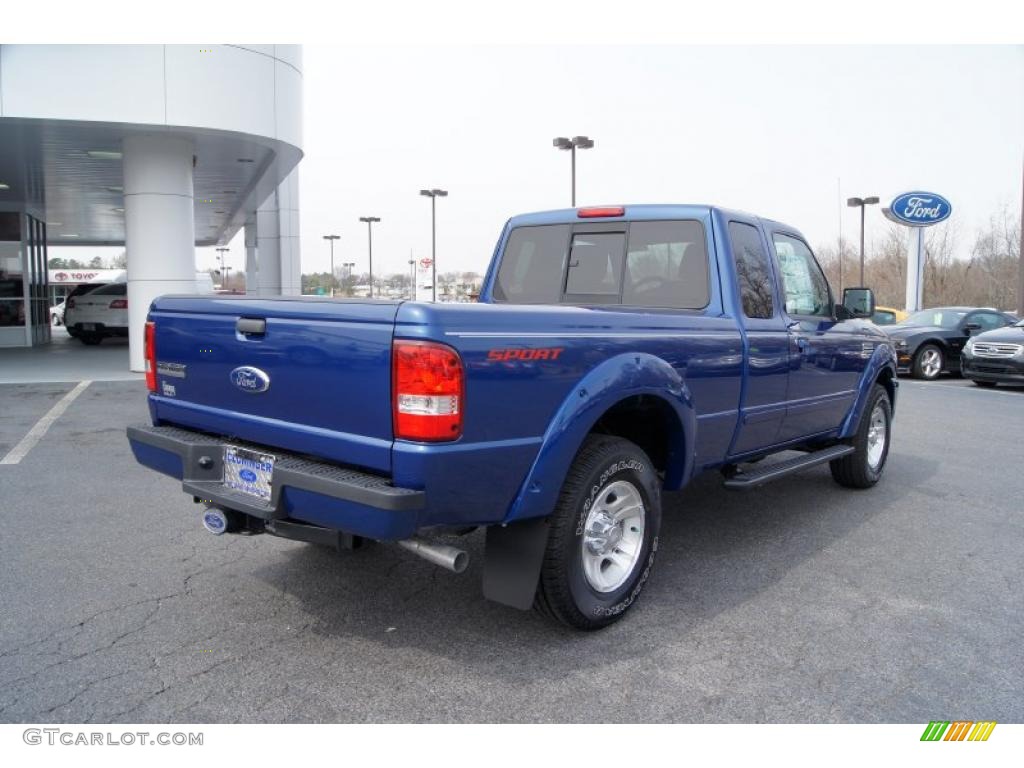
[842,287,875,319]
[963,322,981,334]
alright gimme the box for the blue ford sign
[230,366,270,393]
[888,191,952,227]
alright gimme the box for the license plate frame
[222,445,275,502]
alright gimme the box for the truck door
[726,219,790,455]
[769,231,863,441]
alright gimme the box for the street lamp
[358,217,381,298]
[846,196,880,285]
[215,247,230,289]
[419,189,448,302]
[408,258,416,300]
[322,235,340,296]
[553,135,594,207]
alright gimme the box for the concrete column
[123,135,195,372]
[278,168,302,296]
[256,191,281,296]
[244,219,258,295]
[255,168,302,296]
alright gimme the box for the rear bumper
[127,423,425,540]
[69,321,128,336]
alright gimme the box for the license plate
[222,446,275,501]
[81,323,96,331]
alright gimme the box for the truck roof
[507,204,800,234]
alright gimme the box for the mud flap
[482,516,550,610]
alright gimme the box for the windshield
[900,309,967,328]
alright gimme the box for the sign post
[881,191,952,313]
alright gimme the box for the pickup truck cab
[128,205,897,629]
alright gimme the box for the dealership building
[0,44,304,369]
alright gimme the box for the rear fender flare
[504,352,695,523]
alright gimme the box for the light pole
[553,135,594,207]
[847,196,879,285]
[419,189,448,302]
[322,235,340,296]
[358,217,380,298]
[216,246,230,289]
[408,258,416,300]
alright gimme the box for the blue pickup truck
[128,205,897,629]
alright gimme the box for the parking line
[0,380,92,465]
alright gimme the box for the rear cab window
[493,219,710,310]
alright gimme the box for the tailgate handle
[236,318,266,336]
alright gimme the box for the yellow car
[870,306,908,326]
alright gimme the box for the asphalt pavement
[1,374,1021,723]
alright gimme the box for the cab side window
[772,234,831,318]
[728,222,775,319]
[970,312,1006,331]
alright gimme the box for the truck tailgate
[147,296,400,473]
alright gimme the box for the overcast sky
[70,45,1024,279]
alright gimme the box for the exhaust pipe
[397,538,469,573]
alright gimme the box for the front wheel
[534,435,662,630]
[830,384,892,489]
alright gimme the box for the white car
[64,283,128,345]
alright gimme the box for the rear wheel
[972,379,997,388]
[912,344,943,380]
[830,384,892,489]
[534,435,661,630]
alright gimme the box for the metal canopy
[0,117,302,246]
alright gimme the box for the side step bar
[723,444,855,490]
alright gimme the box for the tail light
[577,206,625,218]
[144,321,157,392]
[67,298,76,309]
[109,299,128,309]
[392,340,464,441]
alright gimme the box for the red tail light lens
[392,340,464,442]
[109,299,128,309]
[67,298,76,309]
[144,321,157,392]
[577,206,625,218]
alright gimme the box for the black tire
[912,343,943,380]
[830,384,892,489]
[534,435,662,630]
[972,380,997,388]
[79,333,102,345]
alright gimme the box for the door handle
[236,317,266,335]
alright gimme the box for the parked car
[127,204,897,629]
[50,300,66,326]
[961,318,1024,387]
[64,282,128,344]
[884,306,1016,380]
[870,306,908,326]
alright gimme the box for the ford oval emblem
[239,469,257,483]
[229,366,270,394]
[887,191,952,227]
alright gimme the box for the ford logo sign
[239,469,257,483]
[887,191,952,227]
[229,366,270,394]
